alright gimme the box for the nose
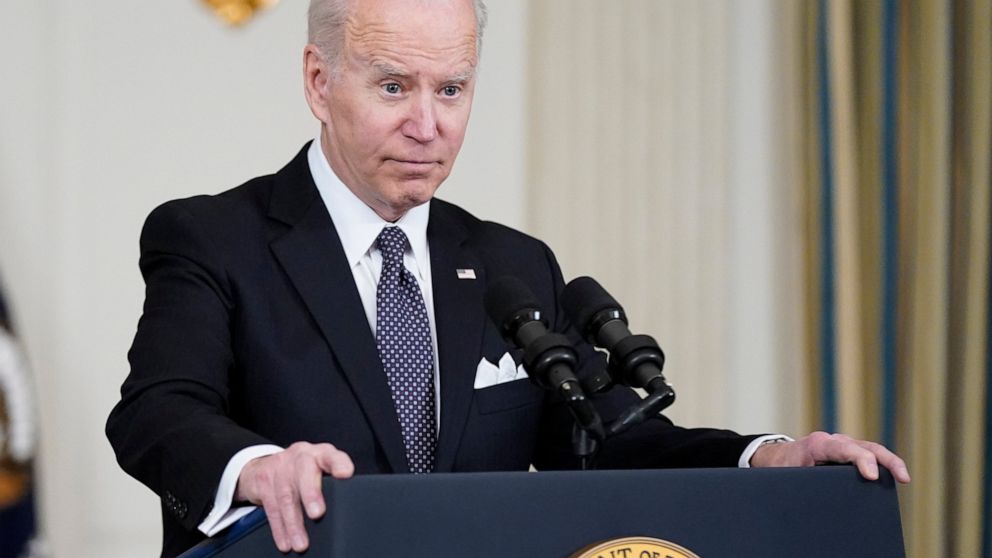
[401,93,438,143]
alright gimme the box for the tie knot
[377,226,410,266]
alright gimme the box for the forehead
[343,0,479,73]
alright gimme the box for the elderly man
[106,0,909,556]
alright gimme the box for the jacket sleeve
[106,200,273,531]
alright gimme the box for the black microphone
[484,276,605,440]
[560,277,674,399]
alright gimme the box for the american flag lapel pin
[456,268,477,280]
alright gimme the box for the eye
[382,83,402,95]
[441,85,461,98]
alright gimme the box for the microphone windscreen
[561,276,623,331]
[484,276,542,329]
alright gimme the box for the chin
[375,190,431,221]
[399,191,435,211]
[395,178,442,204]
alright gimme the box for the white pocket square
[474,352,529,389]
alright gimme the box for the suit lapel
[267,147,409,473]
[428,203,486,472]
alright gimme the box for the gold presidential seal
[572,536,701,558]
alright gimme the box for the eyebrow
[372,62,409,78]
[371,62,476,83]
[446,68,476,83]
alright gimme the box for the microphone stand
[574,376,676,470]
[573,425,599,471]
[605,379,675,438]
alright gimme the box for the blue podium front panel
[182,466,904,558]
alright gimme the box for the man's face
[305,0,479,221]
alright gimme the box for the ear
[303,44,332,123]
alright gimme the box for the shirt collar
[307,134,431,280]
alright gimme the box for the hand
[749,431,911,484]
[235,442,355,553]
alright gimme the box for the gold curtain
[800,1,992,556]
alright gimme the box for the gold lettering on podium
[572,537,701,558]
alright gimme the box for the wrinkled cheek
[445,114,470,143]
[432,163,453,186]
[352,137,387,175]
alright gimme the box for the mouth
[389,159,440,169]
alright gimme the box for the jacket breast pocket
[473,378,543,415]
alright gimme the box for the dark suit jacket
[106,144,757,557]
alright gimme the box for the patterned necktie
[375,226,437,473]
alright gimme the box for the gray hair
[308,0,488,72]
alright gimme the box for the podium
[180,466,904,557]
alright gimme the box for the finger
[853,452,880,481]
[316,444,356,479]
[837,442,879,481]
[275,477,309,552]
[246,460,292,553]
[260,495,292,553]
[296,454,327,520]
[811,435,879,480]
[857,441,911,483]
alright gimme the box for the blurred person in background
[0,276,43,558]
